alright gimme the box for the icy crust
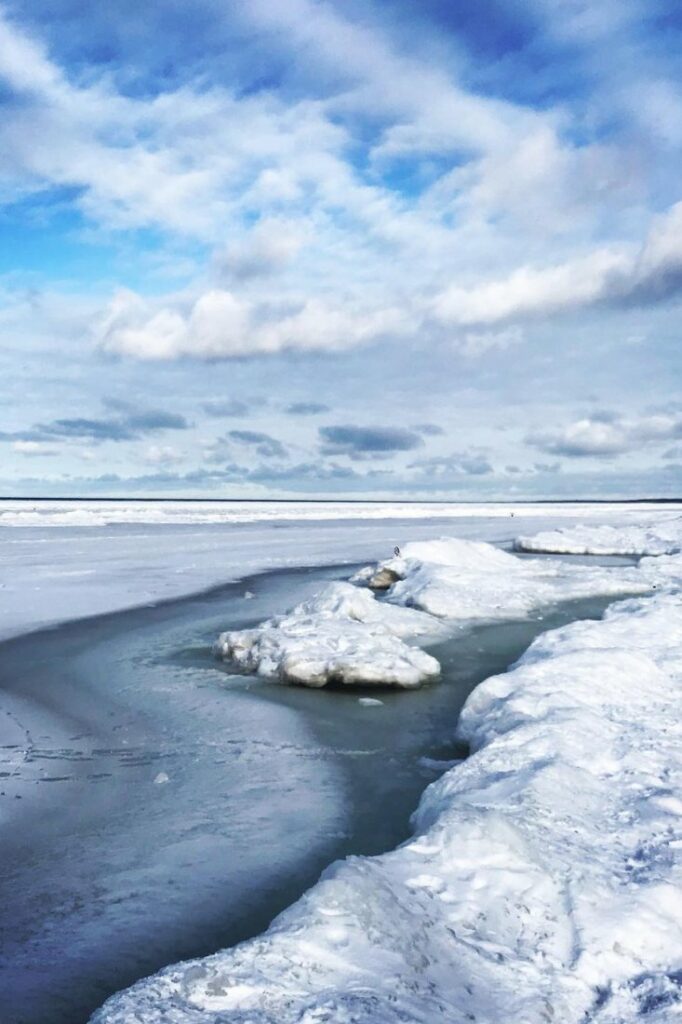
[93,590,682,1024]
[215,540,650,688]
[515,519,682,556]
[365,537,650,619]
[215,582,443,688]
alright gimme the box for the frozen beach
[0,500,681,1024]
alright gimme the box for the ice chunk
[372,536,651,620]
[515,519,682,556]
[215,582,442,688]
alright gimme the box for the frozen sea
[0,498,680,1024]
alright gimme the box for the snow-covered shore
[93,523,682,1024]
[215,538,651,687]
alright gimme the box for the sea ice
[216,538,651,688]
[515,518,682,556]
[363,537,651,620]
[92,571,682,1024]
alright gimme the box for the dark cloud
[319,425,424,458]
[412,423,444,436]
[227,429,287,459]
[408,453,493,476]
[285,402,330,416]
[201,399,250,417]
[0,406,190,445]
[37,417,140,441]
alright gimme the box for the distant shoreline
[1,495,681,505]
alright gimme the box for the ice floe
[515,518,682,556]
[215,539,651,688]
[93,568,682,1024]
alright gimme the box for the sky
[1,0,681,500]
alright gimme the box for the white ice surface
[215,537,652,688]
[93,564,682,1024]
[3,498,678,529]
[373,537,651,620]
[516,517,682,556]
[4,498,676,643]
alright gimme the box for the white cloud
[434,200,682,328]
[528,412,682,459]
[144,444,184,466]
[12,440,57,456]
[96,288,411,359]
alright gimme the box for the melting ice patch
[93,577,682,1024]
[515,518,682,556]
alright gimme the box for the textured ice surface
[516,517,682,556]
[2,499,678,642]
[92,558,682,1024]
[215,582,442,688]
[369,537,651,620]
[215,539,650,687]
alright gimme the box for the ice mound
[93,588,682,1024]
[215,581,442,688]
[515,519,682,556]
[366,537,650,619]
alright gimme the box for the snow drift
[515,518,682,556]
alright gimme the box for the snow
[2,498,679,529]
[4,498,675,644]
[215,582,442,688]
[92,554,682,1024]
[216,538,652,688]
[515,517,682,556]
[368,537,650,620]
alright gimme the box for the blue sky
[1,0,681,499]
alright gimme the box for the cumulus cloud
[434,201,682,329]
[96,289,408,359]
[319,425,424,458]
[527,412,682,458]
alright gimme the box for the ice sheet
[92,563,682,1024]
[4,498,676,642]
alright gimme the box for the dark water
[0,562,633,1024]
